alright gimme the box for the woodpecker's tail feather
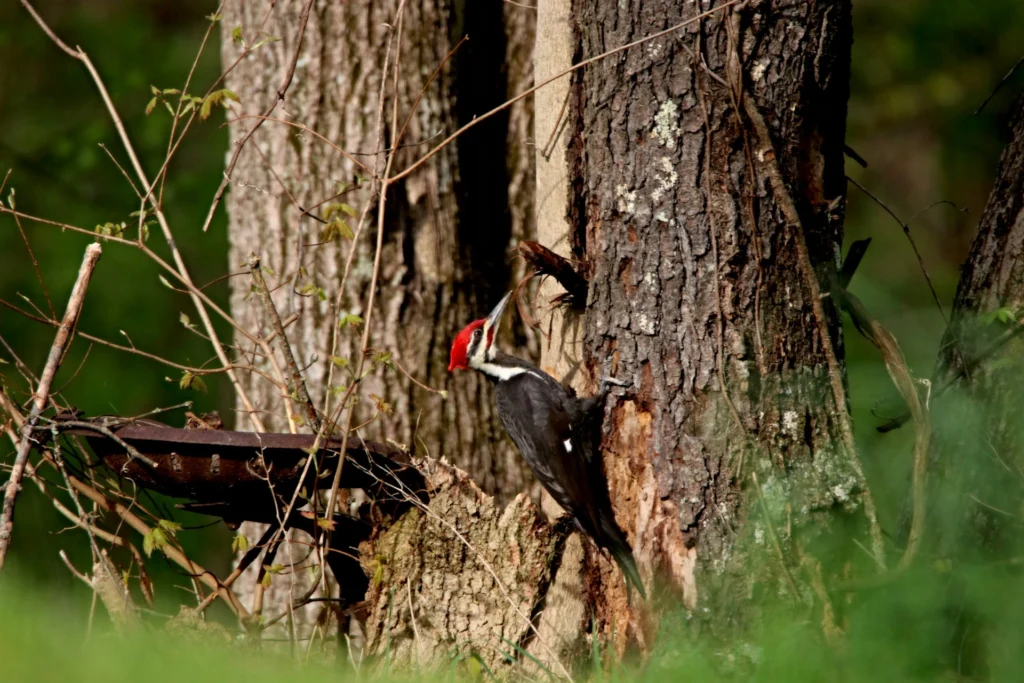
[601,516,646,602]
[612,546,646,603]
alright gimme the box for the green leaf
[230,26,244,45]
[323,203,358,221]
[158,275,174,289]
[299,284,327,302]
[150,85,161,96]
[145,97,158,116]
[139,223,150,242]
[373,351,394,371]
[6,188,14,210]
[94,222,125,237]
[320,219,354,243]
[157,519,182,533]
[206,12,222,22]
[316,517,335,531]
[980,307,1016,325]
[200,89,240,121]
[329,355,349,368]
[179,371,207,392]
[143,527,167,557]
[162,88,181,96]
[265,564,285,574]
[232,533,249,554]
[338,313,363,328]
[179,312,192,328]
[250,33,281,51]
[261,572,272,588]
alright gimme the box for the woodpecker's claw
[597,375,630,396]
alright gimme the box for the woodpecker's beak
[483,291,512,342]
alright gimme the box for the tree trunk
[220,0,535,640]
[563,0,871,642]
[924,98,1024,676]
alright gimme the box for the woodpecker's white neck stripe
[475,363,544,382]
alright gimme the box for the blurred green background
[1,0,1024,676]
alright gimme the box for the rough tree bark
[931,99,1024,551]
[373,0,874,666]
[557,0,871,643]
[219,0,535,639]
[923,98,1024,675]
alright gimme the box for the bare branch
[200,0,316,233]
[0,243,101,571]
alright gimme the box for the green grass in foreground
[3,557,1024,683]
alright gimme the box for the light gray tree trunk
[220,0,536,641]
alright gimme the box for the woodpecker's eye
[472,328,482,340]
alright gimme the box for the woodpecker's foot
[597,375,630,396]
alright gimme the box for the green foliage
[298,282,327,302]
[979,306,1017,325]
[199,89,238,121]
[178,371,207,393]
[231,533,248,554]
[323,202,358,220]
[320,218,354,242]
[339,312,363,328]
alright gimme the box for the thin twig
[11,212,54,319]
[200,0,316,233]
[322,0,409,570]
[248,254,321,432]
[0,243,101,571]
[975,53,1024,115]
[45,420,159,469]
[228,115,370,172]
[847,176,946,322]
[388,0,742,185]
[20,1,266,432]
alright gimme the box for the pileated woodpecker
[448,292,645,599]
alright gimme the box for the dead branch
[61,550,140,635]
[0,243,101,571]
[516,241,589,309]
[248,254,321,432]
[833,284,930,579]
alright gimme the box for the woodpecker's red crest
[448,292,511,371]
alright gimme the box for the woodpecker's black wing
[494,369,595,526]
[491,361,645,599]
